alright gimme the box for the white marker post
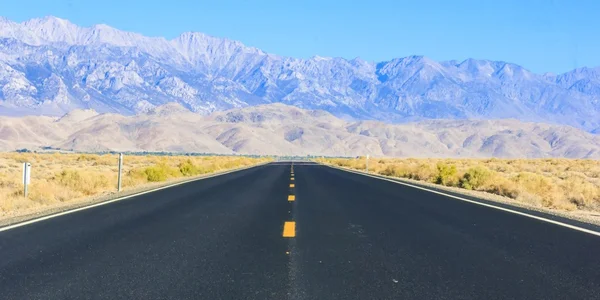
[22,162,31,198]
[117,153,123,192]
[366,155,369,173]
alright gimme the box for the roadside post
[22,162,31,198]
[117,153,123,192]
[366,154,369,173]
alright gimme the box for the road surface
[1,162,599,299]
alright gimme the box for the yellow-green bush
[144,165,170,182]
[179,160,199,176]
[436,163,458,186]
[460,166,492,190]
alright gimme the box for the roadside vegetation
[0,153,271,216]
[318,157,600,212]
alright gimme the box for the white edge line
[0,162,270,233]
[325,164,600,238]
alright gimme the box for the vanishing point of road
[1,162,599,299]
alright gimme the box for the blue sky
[2,0,599,73]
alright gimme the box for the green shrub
[435,163,458,186]
[179,160,199,176]
[144,165,169,182]
[460,166,492,190]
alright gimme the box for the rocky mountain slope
[1,16,599,132]
[1,103,598,158]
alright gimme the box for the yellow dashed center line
[284,165,297,240]
[283,221,296,237]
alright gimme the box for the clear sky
[1,0,599,74]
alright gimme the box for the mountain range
[1,16,600,133]
[1,103,599,158]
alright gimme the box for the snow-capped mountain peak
[23,15,72,28]
[25,16,84,45]
[0,16,599,133]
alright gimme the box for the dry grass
[0,153,271,216]
[319,157,600,212]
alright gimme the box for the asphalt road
[1,162,599,299]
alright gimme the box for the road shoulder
[323,163,600,234]
[0,162,270,229]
